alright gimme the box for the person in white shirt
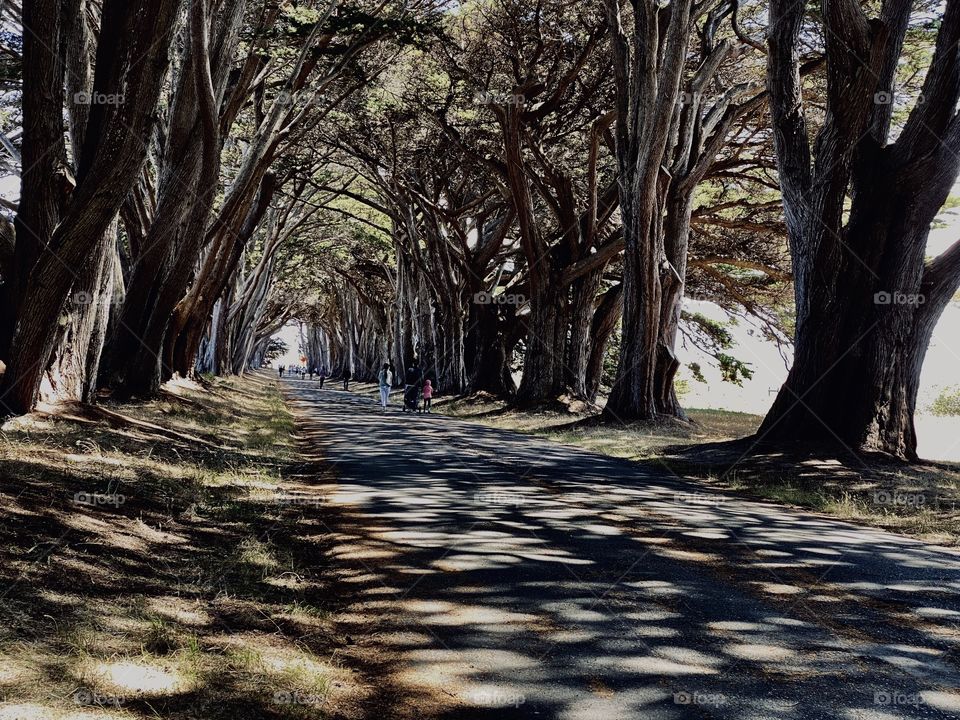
[378,363,393,410]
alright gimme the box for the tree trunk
[42,222,118,404]
[465,299,516,397]
[566,269,603,400]
[601,0,695,423]
[760,0,960,460]
[1,0,181,415]
[603,175,664,421]
[515,276,567,407]
[654,190,693,418]
[756,197,929,459]
[586,283,623,402]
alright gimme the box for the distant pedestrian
[278,366,284,378]
[378,363,393,411]
[318,366,326,388]
[421,379,433,413]
[343,369,352,391]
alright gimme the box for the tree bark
[1,0,181,415]
[758,0,960,460]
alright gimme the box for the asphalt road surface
[282,378,960,720]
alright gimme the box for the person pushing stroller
[403,359,423,412]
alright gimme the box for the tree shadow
[0,375,368,719]
[281,382,960,719]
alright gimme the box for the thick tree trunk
[465,301,516,397]
[566,270,603,400]
[515,277,567,407]
[42,223,118,404]
[756,218,927,459]
[1,0,181,415]
[585,283,623,402]
[756,296,921,459]
[434,300,466,394]
[603,176,664,421]
[760,0,960,461]
[757,184,949,460]
[302,324,326,372]
[0,0,65,361]
[601,0,695,422]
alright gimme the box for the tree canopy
[0,0,958,462]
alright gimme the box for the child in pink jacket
[421,379,433,413]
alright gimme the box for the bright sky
[274,323,304,368]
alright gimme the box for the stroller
[403,363,423,412]
[403,384,421,412]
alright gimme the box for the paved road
[283,379,960,720]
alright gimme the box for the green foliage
[931,387,960,417]
[932,195,960,230]
[686,312,734,347]
[682,312,754,386]
[716,352,754,385]
[688,362,706,383]
[265,338,288,363]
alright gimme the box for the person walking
[378,363,393,411]
[343,368,352,391]
[421,378,433,413]
[278,365,284,378]
[318,366,326,389]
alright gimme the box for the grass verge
[0,374,363,719]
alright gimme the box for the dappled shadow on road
[285,379,960,720]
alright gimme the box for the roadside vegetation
[0,375,365,719]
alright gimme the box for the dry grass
[0,374,362,719]
[434,393,762,459]
[701,461,960,545]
